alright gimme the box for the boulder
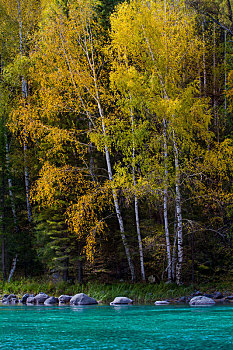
[58,295,72,304]
[189,296,215,306]
[2,294,18,303]
[70,293,98,305]
[155,300,169,305]
[26,297,36,304]
[21,294,34,303]
[34,293,49,304]
[110,297,133,305]
[44,297,59,305]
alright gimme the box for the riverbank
[1,278,233,304]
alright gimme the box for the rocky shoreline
[167,290,233,305]
[1,290,233,306]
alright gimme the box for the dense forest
[0,0,233,286]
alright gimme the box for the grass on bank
[0,278,233,303]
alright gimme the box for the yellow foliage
[66,183,113,262]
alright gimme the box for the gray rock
[26,297,36,304]
[189,296,215,306]
[70,293,98,305]
[226,295,233,300]
[21,294,34,303]
[21,293,30,303]
[155,300,170,305]
[110,297,133,305]
[44,297,59,305]
[2,294,18,303]
[213,292,223,299]
[58,295,72,304]
[34,293,49,304]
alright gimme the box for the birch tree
[10,0,136,280]
[110,0,212,283]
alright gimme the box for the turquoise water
[0,304,233,349]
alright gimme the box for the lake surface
[0,304,232,349]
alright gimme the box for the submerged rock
[44,296,59,305]
[155,300,170,305]
[189,296,215,306]
[70,293,98,305]
[58,295,72,304]
[110,297,133,305]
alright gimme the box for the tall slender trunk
[172,230,177,282]
[224,30,227,115]
[163,119,172,282]
[213,22,219,142]
[172,131,183,285]
[89,34,135,280]
[59,15,135,281]
[226,0,233,32]
[8,254,18,283]
[18,0,32,222]
[198,65,202,96]
[0,43,7,280]
[130,107,145,281]
[0,162,7,280]
[97,101,135,282]
[202,21,207,98]
[89,121,95,182]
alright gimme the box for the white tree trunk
[59,13,135,281]
[202,22,207,98]
[163,119,172,282]
[0,166,7,280]
[224,30,227,114]
[8,254,18,283]
[18,0,32,223]
[172,131,183,285]
[213,22,219,142]
[171,229,177,281]
[97,101,135,281]
[130,107,145,281]
[24,142,32,222]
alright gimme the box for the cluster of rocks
[1,293,134,306]
[155,290,233,306]
[1,290,233,307]
[1,293,99,306]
